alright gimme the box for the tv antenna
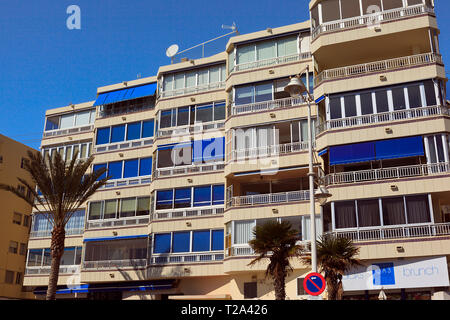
[165,23,238,63]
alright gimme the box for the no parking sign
[303,272,326,296]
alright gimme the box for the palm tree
[248,220,304,300]
[302,234,361,300]
[0,150,108,300]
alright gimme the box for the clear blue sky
[0,0,449,150]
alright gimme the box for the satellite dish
[166,44,179,58]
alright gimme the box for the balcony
[156,122,225,139]
[29,227,84,239]
[315,52,442,87]
[154,162,225,179]
[98,100,154,118]
[160,81,225,99]
[25,265,80,275]
[230,96,307,116]
[101,175,152,189]
[94,137,154,154]
[150,252,224,265]
[43,124,94,138]
[85,216,149,230]
[228,141,311,162]
[325,222,450,243]
[227,190,311,208]
[230,52,312,74]
[153,206,224,221]
[325,162,450,186]
[317,105,449,134]
[311,3,434,41]
[82,259,147,270]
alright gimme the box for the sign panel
[342,256,449,291]
[303,273,326,296]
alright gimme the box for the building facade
[23,0,450,300]
[0,134,36,299]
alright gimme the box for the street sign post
[303,272,326,297]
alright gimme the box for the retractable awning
[93,82,157,106]
[329,142,376,165]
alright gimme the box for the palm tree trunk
[46,226,66,300]
[326,277,338,300]
[274,275,286,300]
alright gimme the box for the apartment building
[0,134,36,299]
[23,0,450,300]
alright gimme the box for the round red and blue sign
[303,272,326,296]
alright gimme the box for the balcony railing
[325,162,450,186]
[86,216,149,229]
[226,241,310,257]
[94,138,154,154]
[43,125,94,138]
[25,265,80,275]
[231,96,306,116]
[150,252,224,265]
[325,222,450,242]
[154,162,225,179]
[227,190,311,208]
[160,81,226,99]
[101,176,151,189]
[316,105,449,134]
[228,141,311,162]
[83,259,147,270]
[98,102,154,118]
[231,52,312,73]
[153,206,224,220]
[156,121,225,138]
[315,52,442,86]
[29,227,84,239]
[312,4,434,40]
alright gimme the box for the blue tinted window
[139,157,152,176]
[123,159,139,178]
[194,186,211,207]
[154,233,171,254]
[211,230,224,251]
[96,127,110,145]
[108,161,123,180]
[172,232,190,253]
[156,190,173,210]
[93,163,107,181]
[45,117,59,131]
[213,185,225,205]
[175,188,191,208]
[110,125,125,143]
[142,120,154,138]
[127,122,142,141]
[192,230,210,252]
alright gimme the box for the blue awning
[94,82,157,106]
[34,284,89,295]
[83,234,148,242]
[329,142,376,165]
[375,136,424,160]
[318,148,328,157]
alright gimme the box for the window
[174,188,191,208]
[211,230,224,251]
[172,232,191,253]
[192,230,211,252]
[194,186,212,207]
[407,84,422,108]
[27,249,43,267]
[142,120,154,138]
[329,96,342,119]
[375,89,389,113]
[89,201,103,220]
[96,127,110,145]
[19,243,27,256]
[127,122,141,141]
[108,161,123,180]
[383,0,403,10]
[88,197,150,221]
[96,119,154,145]
[136,197,150,216]
[156,190,174,210]
[196,105,213,123]
[23,215,31,227]
[110,125,125,143]
[45,116,59,131]
[341,0,361,19]
[120,198,137,218]
[322,0,341,22]
[406,195,431,224]
[335,201,357,229]
[213,185,225,205]
[344,95,357,117]
[103,200,117,219]
[427,134,446,163]
[297,277,306,295]
[357,199,381,227]
[9,241,19,254]
[424,80,437,106]
[13,212,22,225]
[244,282,257,299]
[139,157,152,176]
[392,87,406,110]
[362,0,382,15]
[360,92,374,115]
[5,271,14,284]
[162,64,226,93]
[84,238,147,262]
[15,272,22,285]
[156,185,224,210]
[154,234,171,254]
[45,110,95,131]
[382,197,406,225]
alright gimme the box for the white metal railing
[317,105,449,134]
[82,259,147,270]
[86,216,149,229]
[231,52,312,73]
[43,124,94,138]
[156,121,225,138]
[98,102,154,118]
[315,52,442,86]
[231,96,306,116]
[227,244,255,257]
[160,81,226,98]
[312,4,434,40]
[325,162,450,186]
[101,176,151,189]
[228,190,311,208]
[94,138,153,154]
[154,162,224,179]
[229,141,311,161]
[153,206,224,220]
[325,222,450,242]
[150,252,224,265]
[25,265,80,275]
[29,227,84,239]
